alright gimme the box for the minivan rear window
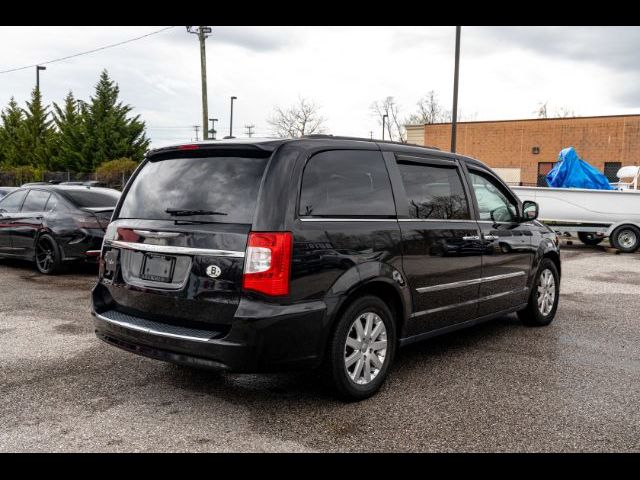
[118,156,269,224]
[299,150,395,217]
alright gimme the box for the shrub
[95,158,138,188]
[1,165,43,186]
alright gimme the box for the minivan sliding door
[292,149,404,303]
[388,154,483,336]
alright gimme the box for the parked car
[0,187,17,200]
[0,185,120,274]
[91,136,561,400]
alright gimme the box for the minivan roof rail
[301,134,440,150]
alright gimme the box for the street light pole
[187,26,213,140]
[209,118,218,140]
[382,114,388,140]
[229,96,237,138]
[451,26,461,153]
[36,65,46,91]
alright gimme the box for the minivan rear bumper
[91,296,328,372]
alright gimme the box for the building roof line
[406,113,640,127]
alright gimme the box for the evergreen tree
[81,70,149,171]
[0,97,26,168]
[52,91,85,171]
[19,88,56,169]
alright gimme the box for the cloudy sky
[1,26,639,147]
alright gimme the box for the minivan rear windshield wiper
[165,208,228,216]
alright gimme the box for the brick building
[405,114,640,186]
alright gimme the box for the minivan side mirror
[522,200,539,222]
[490,205,512,223]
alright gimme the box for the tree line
[267,92,475,143]
[0,70,149,177]
[268,93,578,143]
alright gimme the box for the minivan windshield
[118,155,269,224]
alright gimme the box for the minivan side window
[0,189,27,213]
[469,170,518,222]
[299,150,395,217]
[22,190,51,213]
[397,161,470,220]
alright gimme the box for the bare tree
[267,97,327,138]
[371,96,405,142]
[406,90,446,125]
[404,91,480,125]
[535,101,577,119]
[535,101,549,119]
[554,106,576,118]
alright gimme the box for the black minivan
[92,136,561,399]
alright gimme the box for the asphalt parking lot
[1,243,639,452]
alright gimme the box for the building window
[604,162,622,183]
[537,162,554,187]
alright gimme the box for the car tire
[610,225,640,253]
[517,258,560,327]
[577,231,603,246]
[35,233,65,275]
[323,295,396,401]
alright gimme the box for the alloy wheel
[344,312,388,385]
[36,237,55,273]
[537,269,556,316]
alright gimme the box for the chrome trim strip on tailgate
[105,240,245,258]
[132,230,181,238]
[299,218,397,222]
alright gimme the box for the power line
[0,26,176,74]
[147,126,195,130]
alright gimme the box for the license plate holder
[140,254,176,283]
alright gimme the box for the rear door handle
[462,235,480,241]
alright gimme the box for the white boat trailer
[511,167,640,253]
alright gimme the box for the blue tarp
[546,147,613,190]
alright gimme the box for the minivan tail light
[243,232,292,296]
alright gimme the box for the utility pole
[193,125,200,142]
[187,26,213,140]
[36,65,46,90]
[245,124,255,137]
[229,96,237,138]
[370,131,373,140]
[451,26,461,153]
[209,118,218,140]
